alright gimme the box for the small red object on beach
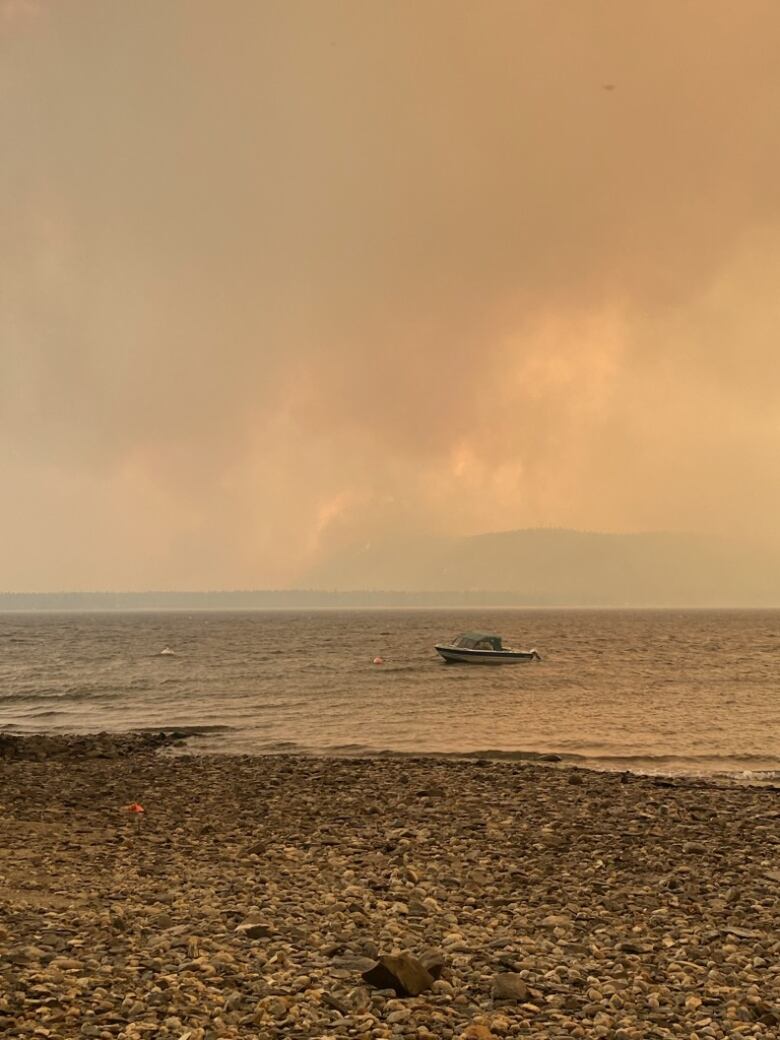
[373,656,384,665]
[126,802,145,814]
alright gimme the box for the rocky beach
[0,733,778,1039]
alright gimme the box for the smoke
[2,1,780,589]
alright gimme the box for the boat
[435,631,541,664]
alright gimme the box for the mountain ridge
[301,527,780,607]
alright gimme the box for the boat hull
[435,645,540,664]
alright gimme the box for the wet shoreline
[3,729,779,786]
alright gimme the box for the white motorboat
[435,631,541,664]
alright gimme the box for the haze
[3,1,780,592]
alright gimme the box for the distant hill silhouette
[301,528,780,607]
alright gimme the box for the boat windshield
[454,633,503,650]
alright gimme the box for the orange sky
[2,1,780,590]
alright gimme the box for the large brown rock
[492,972,530,1001]
[419,947,446,980]
[235,920,274,939]
[362,953,434,996]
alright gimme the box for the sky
[2,1,780,591]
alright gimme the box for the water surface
[1,609,778,779]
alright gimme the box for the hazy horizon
[4,2,780,592]
[3,527,780,607]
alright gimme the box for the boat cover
[454,632,504,651]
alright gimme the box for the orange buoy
[373,656,384,665]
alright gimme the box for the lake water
[1,609,778,779]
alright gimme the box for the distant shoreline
[3,594,780,612]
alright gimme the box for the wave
[305,745,780,768]
[134,723,237,735]
[173,738,780,780]
[722,769,780,781]
[2,720,776,782]
[547,749,778,763]
[0,689,125,704]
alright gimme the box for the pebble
[0,733,777,1039]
